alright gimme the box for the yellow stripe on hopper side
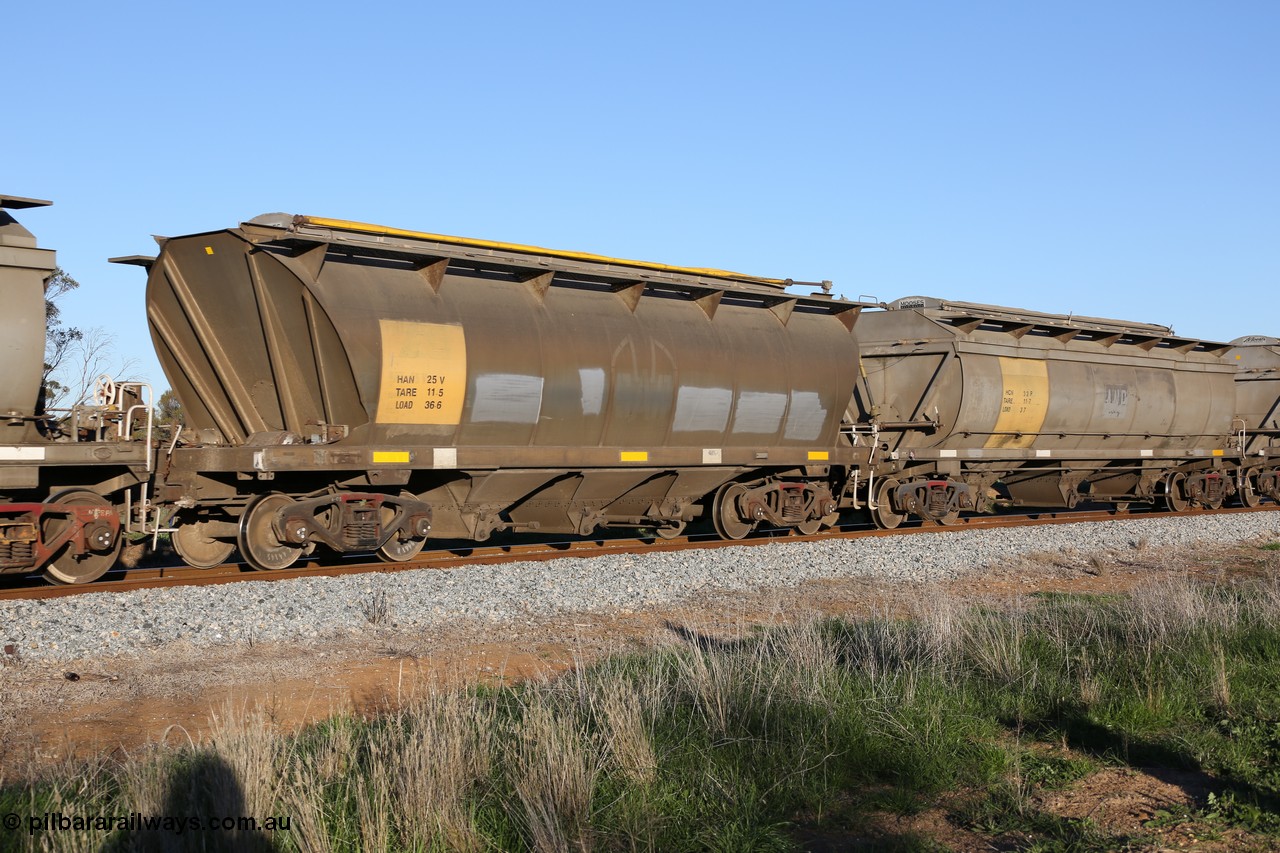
[620,451,649,462]
[808,451,830,461]
[373,451,411,464]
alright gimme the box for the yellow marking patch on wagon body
[376,320,466,425]
[985,357,1049,450]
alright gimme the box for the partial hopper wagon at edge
[852,296,1276,528]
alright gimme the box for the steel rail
[2,504,1277,603]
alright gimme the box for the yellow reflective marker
[1212,449,1224,457]
[373,451,411,464]
[205,246,214,255]
[620,451,649,462]
[808,451,830,461]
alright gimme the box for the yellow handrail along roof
[298,215,789,287]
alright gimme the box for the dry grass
[509,702,600,852]
[279,759,336,853]
[594,678,658,788]
[389,690,493,851]
[207,704,286,822]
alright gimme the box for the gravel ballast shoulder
[3,513,1279,662]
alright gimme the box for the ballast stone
[0,512,1276,662]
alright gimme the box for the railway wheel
[795,518,823,535]
[1239,468,1262,508]
[41,490,123,585]
[238,493,304,571]
[712,483,754,540]
[1163,473,1190,512]
[871,478,906,530]
[172,515,236,569]
[378,537,426,562]
[377,504,426,562]
[654,522,687,540]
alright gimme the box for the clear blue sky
[8,1,1278,394]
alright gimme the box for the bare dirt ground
[3,534,1278,848]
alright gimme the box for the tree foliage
[44,266,80,323]
[43,267,83,408]
[156,389,186,427]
